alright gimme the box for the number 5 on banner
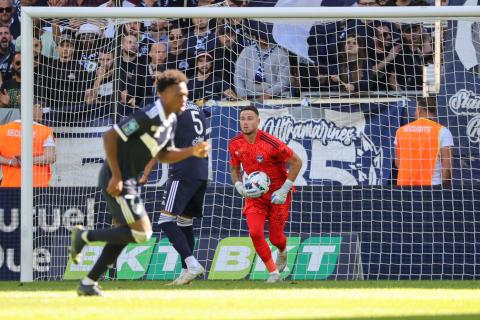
[309,140,358,185]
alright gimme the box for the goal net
[6,5,480,281]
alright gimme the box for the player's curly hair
[156,69,188,93]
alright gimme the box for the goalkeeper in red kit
[228,106,302,283]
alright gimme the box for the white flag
[454,0,479,70]
[271,0,324,63]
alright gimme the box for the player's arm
[230,164,242,185]
[155,142,210,163]
[228,141,246,196]
[394,133,400,169]
[271,149,303,205]
[440,146,452,187]
[103,128,123,196]
[439,128,453,187]
[139,157,157,185]
[286,152,302,182]
[33,146,56,165]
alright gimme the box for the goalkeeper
[228,106,302,283]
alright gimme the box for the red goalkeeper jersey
[229,130,293,191]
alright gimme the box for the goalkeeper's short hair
[240,105,259,116]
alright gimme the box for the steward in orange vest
[0,103,56,187]
[395,97,453,186]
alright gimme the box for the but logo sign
[208,236,341,280]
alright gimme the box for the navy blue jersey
[169,102,208,180]
[113,99,177,180]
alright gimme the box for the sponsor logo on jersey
[122,119,140,136]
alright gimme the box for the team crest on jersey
[256,154,264,163]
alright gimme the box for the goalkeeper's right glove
[235,181,263,198]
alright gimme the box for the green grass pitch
[1,280,480,319]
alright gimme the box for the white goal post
[19,5,480,282]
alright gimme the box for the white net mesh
[4,8,477,281]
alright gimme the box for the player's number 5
[191,110,204,135]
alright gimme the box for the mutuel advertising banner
[0,185,362,280]
[2,187,480,280]
[0,188,101,280]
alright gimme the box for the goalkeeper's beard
[241,127,257,136]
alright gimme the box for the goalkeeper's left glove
[271,179,293,204]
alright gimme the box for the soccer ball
[245,171,271,196]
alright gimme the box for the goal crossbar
[21,6,480,19]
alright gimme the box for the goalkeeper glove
[235,181,263,198]
[271,179,293,204]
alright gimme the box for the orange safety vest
[396,118,443,186]
[0,121,54,187]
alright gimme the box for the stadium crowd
[0,0,442,125]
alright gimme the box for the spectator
[142,0,197,6]
[120,21,153,56]
[0,25,14,80]
[146,42,167,96]
[144,19,169,45]
[118,34,148,113]
[0,101,56,187]
[369,21,401,92]
[185,17,217,58]
[38,34,93,118]
[385,0,429,5]
[0,0,19,40]
[213,24,243,89]
[329,33,371,94]
[395,97,453,187]
[166,26,194,77]
[355,0,378,6]
[390,23,433,91]
[223,0,248,6]
[66,0,111,6]
[75,23,103,73]
[0,51,19,108]
[234,25,290,101]
[342,0,381,57]
[188,51,237,104]
[148,41,167,72]
[289,55,326,97]
[85,49,115,108]
[15,18,59,59]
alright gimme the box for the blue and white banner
[50,102,406,187]
[438,0,480,183]
[439,0,480,154]
[209,102,405,186]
